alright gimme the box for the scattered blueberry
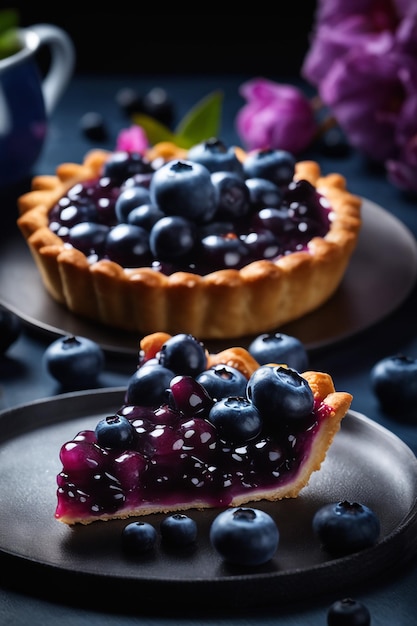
[0,306,21,353]
[319,125,351,158]
[248,332,309,372]
[312,500,380,555]
[116,86,175,127]
[210,507,279,566]
[327,597,371,625]
[246,365,314,424]
[160,513,197,546]
[95,414,136,449]
[370,354,417,417]
[79,111,108,142]
[116,87,143,116]
[43,335,105,388]
[121,521,158,555]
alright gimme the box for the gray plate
[0,388,417,612]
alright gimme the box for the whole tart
[55,332,353,525]
[17,143,361,339]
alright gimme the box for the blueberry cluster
[48,140,331,275]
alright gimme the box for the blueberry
[327,597,371,625]
[243,148,296,187]
[67,222,110,257]
[121,521,157,555]
[79,111,108,142]
[115,185,151,223]
[199,233,250,272]
[105,223,151,267]
[187,138,244,175]
[370,354,417,417]
[158,333,207,377]
[43,335,105,388]
[210,507,279,566]
[127,203,165,230]
[210,171,250,219]
[245,177,282,210]
[248,332,309,372]
[242,229,280,261]
[0,307,21,353]
[247,365,314,424]
[312,500,380,555]
[168,375,214,418]
[116,87,143,116]
[95,414,136,449]
[149,160,217,222]
[149,216,197,262]
[125,363,175,406]
[102,151,153,183]
[251,207,292,238]
[208,396,263,444]
[196,364,248,400]
[137,87,175,128]
[319,125,351,158]
[160,513,197,546]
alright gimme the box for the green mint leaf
[175,90,223,147]
[0,10,21,60]
[0,9,19,34]
[131,114,179,146]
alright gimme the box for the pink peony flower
[302,0,417,193]
[116,125,149,153]
[235,78,318,155]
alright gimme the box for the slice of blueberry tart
[17,140,361,340]
[55,332,352,525]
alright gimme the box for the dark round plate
[1,388,417,612]
[1,198,416,355]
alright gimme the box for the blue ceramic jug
[0,24,75,187]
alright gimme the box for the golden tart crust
[17,149,362,339]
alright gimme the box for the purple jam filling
[47,161,332,277]
[55,399,332,522]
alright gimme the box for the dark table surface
[1,74,417,625]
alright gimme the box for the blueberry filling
[48,148,332,276]
[55,395,332,522]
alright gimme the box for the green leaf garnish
[175,90,223,147]
[132,90,224,149]
[131,114,179,147]
[0,9,21,60]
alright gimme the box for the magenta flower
[116,125,149,153]
[235,78,318,155]
[302,0,417,193]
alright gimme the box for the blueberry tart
[54,332,352,525]
[18,142,361,339]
